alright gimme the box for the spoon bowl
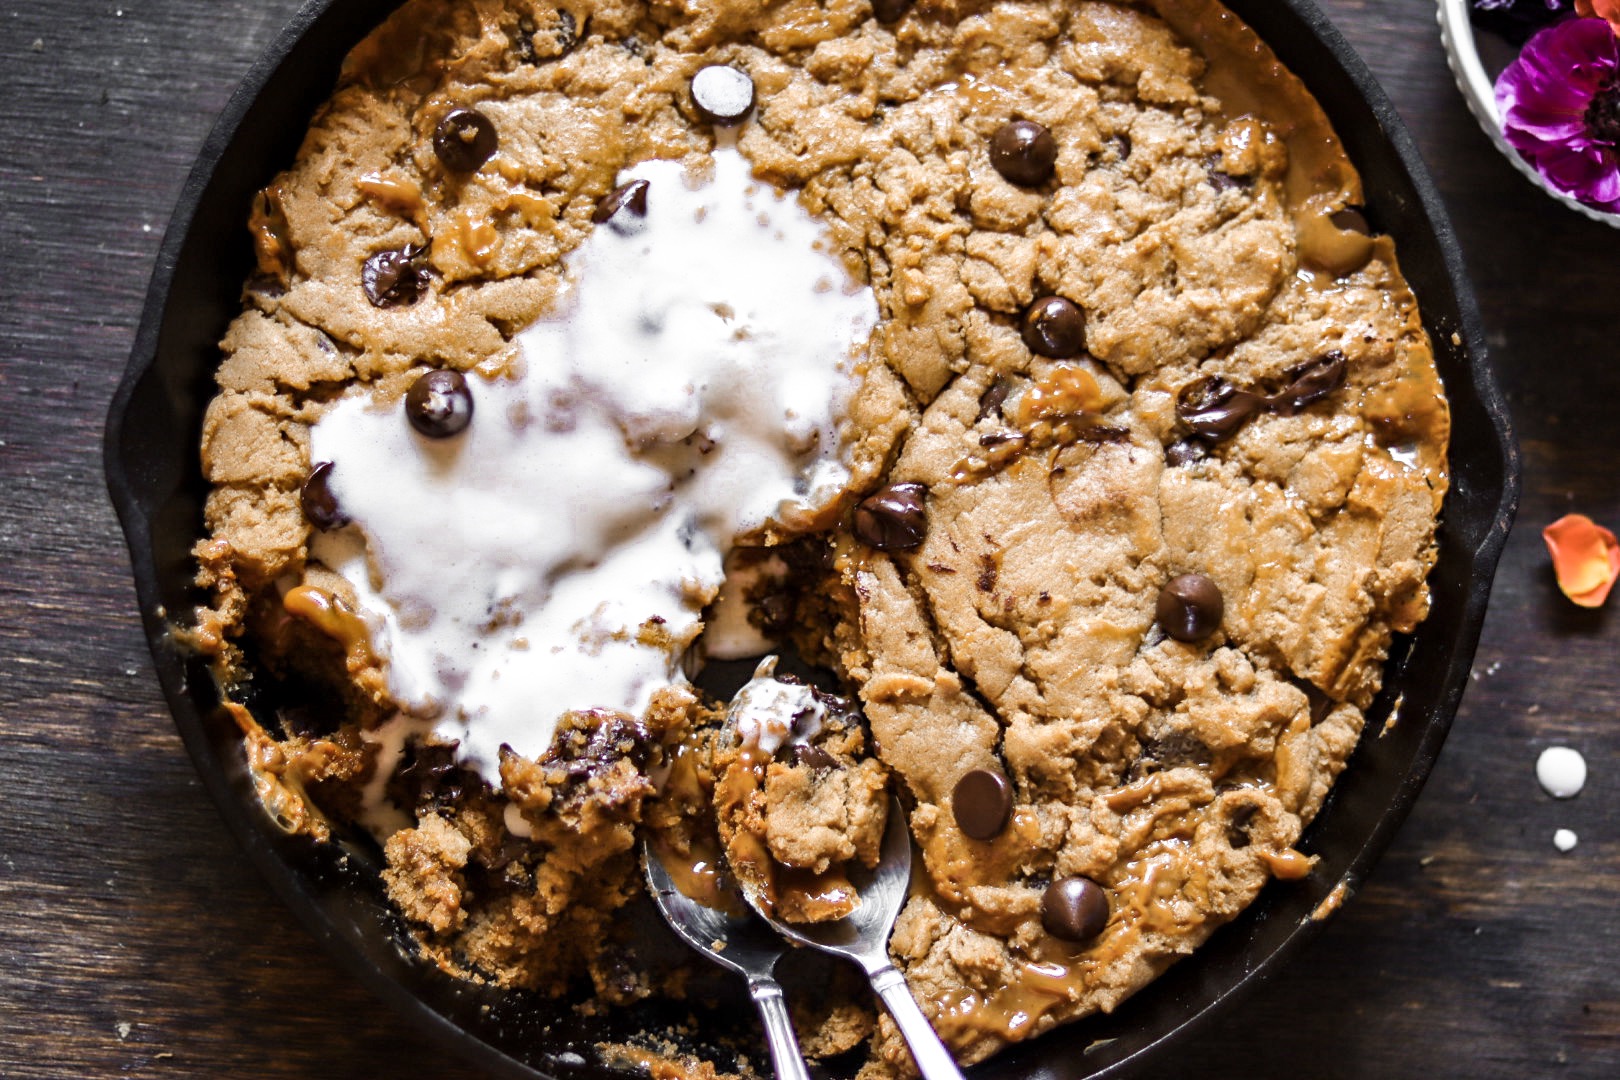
[743,798,966,1080]
[642,842,811,1080]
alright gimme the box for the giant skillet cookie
[190,0,1450,1072]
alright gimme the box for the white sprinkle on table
[1536,746,1587,799]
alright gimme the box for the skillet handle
[868,964,966,1080]
[748,975,811,1080]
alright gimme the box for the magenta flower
[1495,17,1620,211]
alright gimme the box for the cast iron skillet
[105,1,1520,1076]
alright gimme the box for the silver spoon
[743,798,966,1080]
[642,842,811,1080]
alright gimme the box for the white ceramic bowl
[1437,0,1620,228]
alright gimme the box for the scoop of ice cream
[308,147,878,779]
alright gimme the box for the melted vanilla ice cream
[728,656,827,757]
[309,148,878,779]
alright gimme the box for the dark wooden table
[2,1,1616,1076]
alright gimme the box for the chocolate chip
[1329,206,1371,235]
[1137,731,1212,770]
[1227,804,1258,849]
[554,10,580,54]
[362,244,430,308]
[433,108,498,173]
[989,120,1058,187]
[1177,353,1348,441]
[952,769,1013,840]
[690,65,756,126]
[1021,296,1086,358]
[405,369,474,438]
[1270,351,1348,415]
[976,555,997,593]
[1041,876,1109,942]
[300,461,349,531]
[593,179,650,225]
[792,743,837,769]
[513,17,540,64]
[390,741,478,811]
[872,0,913,22]
[1076,423,1131,444]
[1176,376,1264,442]
[1156,573,1224,642]
[1206,156,1253,193]
[1112,133,1132,161]
[1164,438,1208,467]
[543,712,654,781]
[976,379,1010,422]
[758,592,794,637]
[854,482,927,550]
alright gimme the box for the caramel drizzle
[713,749,859,921]
[650,836,747,916]
[356,171,424,214]
[952,366,1127,484]
[926,811,1313,1047]
[283,585,374,673]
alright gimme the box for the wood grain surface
[1,0,1616,1076]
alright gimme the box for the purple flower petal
[1494,18,1620,209]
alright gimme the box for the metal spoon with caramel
[642,843,811,1080]
[742,798,967,1080]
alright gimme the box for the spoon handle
[868,965,966,1080]
[748,975,811,1080]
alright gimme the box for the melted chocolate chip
[1270,351,1348,415]
[1176,376,1265,442]
[1176,353,1349,442]
[433,108,499,173]
[976,379,1011,422]
[871,0,914,22]
[1041,876,1109,942]
[1206,156,1253,193]
[1227,804,1258,849]
[854,482,928,550]
[513,17,540,64]
[1329,206,1371,235]
[1164,437,1209,467]
[690,65,756,126]
[405,369,474,438]
[792,743,837,769]
[952,769,1013,840]
[592,179,650,224]
[989,120,1058,187]
[543,712,654,783]
[757,592,794,638]
[1074,422,1131,445]
[554,10,580,54]
[390,742,478,811]
[300,461,349,531]
[1021,296,1086,359]
[1137,731,1213,771]
[1156,573,1225,642]
[362,243,430,308]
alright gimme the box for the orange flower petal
[1543,514,1620,608]
[1576,1,1620,37]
